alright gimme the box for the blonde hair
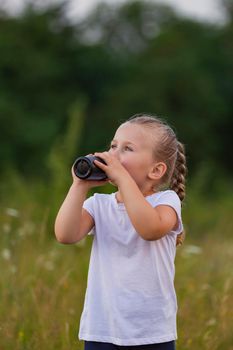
[126,114,187,246]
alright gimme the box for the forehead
[113,122,156,148]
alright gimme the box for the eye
[125,146,133,151]
[110,144,117,149]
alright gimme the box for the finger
[94,153,111,166]
[94,151,110,160]
[94,159,108,170]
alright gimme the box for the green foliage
[94,17,232,176]
[0,0,233,182]
[48,97,87,196]
[77,0,176,53]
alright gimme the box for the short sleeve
[83,195,95,235]
[154,191,183,235]
[83,195,95,219]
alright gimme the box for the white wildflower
[182,244,203,256]
[206,318,217,327]
[5,208,19,217]
[2,249,11,261]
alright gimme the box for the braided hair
[169,142,187,245]
[127,114,187,245]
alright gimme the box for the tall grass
[1,178,233,350]
[0,202,90,350]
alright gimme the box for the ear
[148,162,167,181]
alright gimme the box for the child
[55,114,187,350]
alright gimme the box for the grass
[176,237,233,350]
[0,180,233,350]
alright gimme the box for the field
[0,178,233,350]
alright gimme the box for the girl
[55,114,187,350]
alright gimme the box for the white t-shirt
[78,190,183,346]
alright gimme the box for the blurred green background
[0,0,233,349]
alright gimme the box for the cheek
[120,160,129,169]
[121,157,140,172]
[120,158,132,171]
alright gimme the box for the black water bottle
[73,155,107,180]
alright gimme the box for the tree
[0,0,233,181]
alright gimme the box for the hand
[94,151,131,187]
[71,155,109,190]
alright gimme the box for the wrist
[117,172,135,190]
[71,180,90,193]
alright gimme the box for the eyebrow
[111,139,136,145]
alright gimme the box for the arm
[118,176,178,241]
[54,166,108,244]
[54,183,93,244]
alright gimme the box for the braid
[170,142,186,202]
[170,142,187,245]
